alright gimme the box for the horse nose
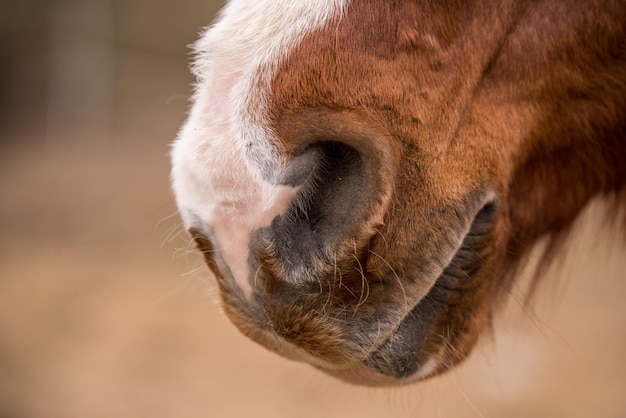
[254,110,400,286]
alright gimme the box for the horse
[170,0,626,385]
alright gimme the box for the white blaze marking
[171,0,350,296]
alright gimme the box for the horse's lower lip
[361,200,497,380]
[361,265,459,380]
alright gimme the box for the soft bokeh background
[1,1,625,417]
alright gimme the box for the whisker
[181,264,207,277]
[321,278,334,315]
[253,262,263,289]
[352,252,370,313]
[366,248,409,314]
[451,376,486,418]
[160,220,187,249]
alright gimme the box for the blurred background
[0,1,625,417]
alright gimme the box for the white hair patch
[171,0,350,296]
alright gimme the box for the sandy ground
[1,2,625,415]
[0,128,625,418]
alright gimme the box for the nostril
[267,141,366,268]
[294,141,363,231]
[253,111,398,287]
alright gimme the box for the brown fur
[194,0,626,384]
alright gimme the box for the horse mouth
[329,201,497,384]
[191,199,497,386]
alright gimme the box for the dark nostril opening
[296,141,362,231]
[264,141,366,268]
[257,111,397,285]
